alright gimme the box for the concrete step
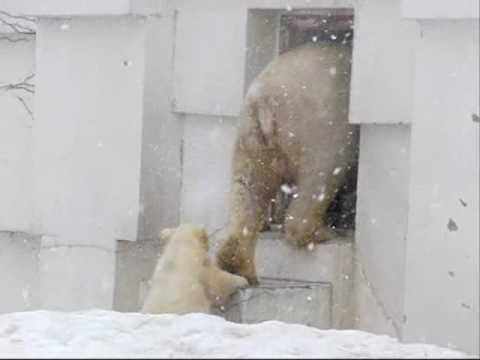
[218,231,355,329]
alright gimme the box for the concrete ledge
[0,0,162,17]
[402,0,479,19]
[256,231,354,283]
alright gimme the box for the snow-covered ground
[0,310,467,358]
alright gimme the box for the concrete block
[255,232,354,329]
[0,232,40,313]
[113,238,163,312]
[222,278,332,329]
[38,241,116,311]
[352,260,399,338]
[354,124,410,328]
[173,2,247,116]
[256,232,353,282]
[349,0,419,125]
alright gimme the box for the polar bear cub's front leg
[202,260,249,306]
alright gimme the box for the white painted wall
[403,19,479,355]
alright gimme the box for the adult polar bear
[216,43,357,285]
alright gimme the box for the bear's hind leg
[216,180,267,285]
[284,174,340,247]
[216,155,282,285]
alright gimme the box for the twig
[0,36,31,43]
[15,95,34,121]
[0,73,35,94]
[0,10,36,34]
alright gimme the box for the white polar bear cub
[141,224,248,315]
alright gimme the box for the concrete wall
[350,1,479,355]
[0,32,35,232]
[0,16,37,313]
[0,232,40,314]
[0,2,478,355]
[349,0,419,124]
[173,1,247,117]
[354,124,411,336]
[403,19,479,355]
[31,15,146,310]
[137,4,182,241]
[180,115,238,234]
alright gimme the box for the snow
[0,310,466,359]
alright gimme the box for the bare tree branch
[0,35,30,43]
[15,95,34,121]
[0,10,36,34]
[0,12,36,120]
[0,73,35,94]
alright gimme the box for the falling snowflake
[333,167,342,175]
[281,184,294,194]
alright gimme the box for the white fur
[142,224,248,315]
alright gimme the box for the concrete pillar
[31,14,148,310]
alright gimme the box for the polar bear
[142,224,248,315]
[216,43,358,284]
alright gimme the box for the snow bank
[0,310,466,358]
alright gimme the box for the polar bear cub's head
[160,224,209,252]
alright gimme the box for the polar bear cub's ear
[159,227,177,241]
[192,226,209,251]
